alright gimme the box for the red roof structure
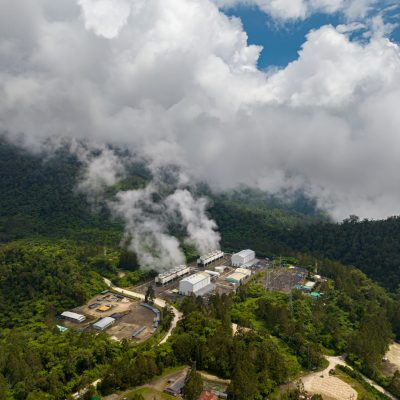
[198,391,218,400]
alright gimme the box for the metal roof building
[197,250,224,267]
[235,268,252,277]
[179,272,211,295]
[92,317,115,331]
[231,249,256,267]
[61,311,86,323]
[225,271,249,284]
[155,265,190,285]
[164,375,186,396]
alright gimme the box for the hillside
[1,137,400,291]
[2,139,400,398]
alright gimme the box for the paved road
[103,278,182,345]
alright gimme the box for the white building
[231,249,256,267]
[93,317,115,331]
[236,268,252,277]
[61,311,86,323]
[155,265,190,285]
[179,272,211,296]
[197,250,224,267]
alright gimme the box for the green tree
[118,250,139,271]
[183,367,203,400]
[389,370,400,397]
[227,357,258,400]
[26,391,54,400]
[145,285,156,303]
[0,373,12,400]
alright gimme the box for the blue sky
[224,5,400,69]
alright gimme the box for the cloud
[76,145,127,205]
[77,0,132,39]
[0,0,399,226]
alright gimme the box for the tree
[118,250,139,271]
[389,370,400,397]
[0,373,12,400]
[227,358,258,400]
[183,367,203,400]
[145,285,155,303]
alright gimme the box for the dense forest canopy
[2,137,400,399]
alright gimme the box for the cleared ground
[62,293,155,342]
[103,367,188,400]
[382,342,400,376]
[301,356,357,400]
[106,303,155,342]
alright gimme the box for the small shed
[61,311,86,323]
[93,317,115,331]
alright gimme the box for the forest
[1,237,400,399]
[2,137,400,398]
[2,136,400,291]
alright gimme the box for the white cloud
[0,0,399,225]
[77,0,132,39]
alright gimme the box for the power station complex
[154,248,258,297]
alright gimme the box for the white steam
[110,183,220,269]
[165,189,221,255]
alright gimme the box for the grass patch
[124,387,176,400]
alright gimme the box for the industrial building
[231,249,256,267]
[205,270,220,278]
[92,317,115,331]
[236,268,252,277]
[179,272,211,295]
[225,270,250,284]
[294,281,316,292]
[197,250,224,267]
[155,265,190,285]
[164,375,186,396]
[61,311,86,323]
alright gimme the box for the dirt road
[384,342,400,377]
[301,355,396,400]
[301,356,357,400]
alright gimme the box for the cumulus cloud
[0,0,399,230]
[77,0,132,39]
